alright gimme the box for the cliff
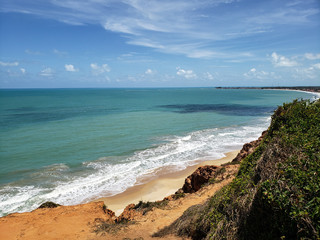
[155,99,320,239]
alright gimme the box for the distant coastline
[215,86,320,93]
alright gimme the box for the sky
[0,0,319,88]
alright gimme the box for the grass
[92,218,134,235]
[133,199,169,215]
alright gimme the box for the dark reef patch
[159,104,274,116]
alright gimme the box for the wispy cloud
[90,63,110,75]
[0,61,19,67]
[313,63,320,69]
[271,52,298,67]
[293,65,320,79]
[117,52,154,63]
[25,49,42,55]
[304,53,320,60]
[246,8,319,25]
[39,67,54,77]
[204,72,214,80]
[2,0,318,59]
[145,69,154,75]
[244,67,277,80]
[176,67,197,79]
[65,64,78,72]
[54,49,68,56]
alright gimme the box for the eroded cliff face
[182,165,221,193]
[155,99,320,240]
[180,131,267,195]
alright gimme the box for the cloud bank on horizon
[0,0,319,88]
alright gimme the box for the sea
[0,88,317,217]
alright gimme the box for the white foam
[311,92,320,99]
[279,89,320,100]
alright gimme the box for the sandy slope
[0,201,112,240]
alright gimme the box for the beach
[97,150,239,215]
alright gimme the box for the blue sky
[0,0,319,88]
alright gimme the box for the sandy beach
[97,150,239,216]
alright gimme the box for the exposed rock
[116,204,142,223]
[104,207,116,219]
[163,195,175,201]
[182,165,221,193]
[163,189,185,201]
[232,130,267,163]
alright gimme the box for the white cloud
[127,38,165,50]
[246,8,319,25]
[25,49,41,55]
[39,68,54,77]
[294,66,318,79]
[176,67,197,79]
[20,68,26,74]
[65,64,78,72]
[244,68,276,80]
[313,63,320,69]
[104,20,136,35]
[184,49,218,59]
[117,52,153,63]
[145,69,154,75]
[204,72,214,80]
[304,53,320,60]
[271,52,298,67]
[54,49,68,56]
[90,63,111,75]
[0,61,19,67]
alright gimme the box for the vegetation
[133,199,169,215]
[92,218,134,235]
[38,201,61,209]
[155,99,320,239]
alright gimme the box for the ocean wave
[0,117,270,217]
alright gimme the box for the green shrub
[133,200,169,215]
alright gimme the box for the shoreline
[264,88,320,99]
[96,150,239,216]
[216,87,320,99]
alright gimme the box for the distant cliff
[155,99,320,239]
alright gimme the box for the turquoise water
[0,88,315,216]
